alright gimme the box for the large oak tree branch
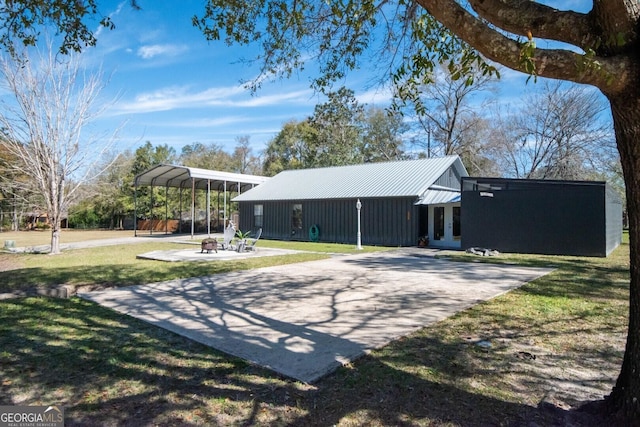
[592,0,640,52]
[467,0,595,50]
[417,0,635,95]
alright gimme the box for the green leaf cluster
[391,9,499,115]
[193,1,381,93]
[0,0,124,56]
[518,38,537,83]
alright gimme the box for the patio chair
[244,227,262,252]
[220,222,236,250]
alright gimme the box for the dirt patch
[0,253,23,272]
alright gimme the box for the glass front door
[453,206,461,241]
[434,206,445,241]
[429,203,461,248]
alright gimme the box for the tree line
[265,78,620,182]
[1,74,621,233]
[0,138,262,231]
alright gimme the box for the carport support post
[164,185,169,235]
[191,177,195,239]
[223,181,227,228]
[179,187,183,234]
[206,179,211,237]
[356,198,362,250]
[150,183,154,236]
[134,182,138,237]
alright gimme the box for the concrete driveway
[78,249,552,383]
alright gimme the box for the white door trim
[428,202,461,249]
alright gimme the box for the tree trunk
[604,91,640,421]
[11,196,18,231]
[50,222,61,254]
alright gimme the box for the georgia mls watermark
[0,406,64,427]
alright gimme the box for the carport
[133,164,269,238]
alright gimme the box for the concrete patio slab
[78,249,553,383]
[136,246,301,262]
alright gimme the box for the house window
[453,206,461,240]
[254,204,263,228]
[291,204,302,235]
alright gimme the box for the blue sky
[87,0,315,152]
[85,1,605,157]
[87,0,359,155]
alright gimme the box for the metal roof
[416,189,461,205]
[234,156,467,202]
[134,164,269,192]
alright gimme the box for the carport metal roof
[134,164,269,192]
[133,164,269,238]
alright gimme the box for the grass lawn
[0,231,630,426]
[0,230,388,293]
[0,229,136,247]
[0,242,329,293]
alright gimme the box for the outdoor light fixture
[356,198,362,250]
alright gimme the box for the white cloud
[113,84,314,115]
[137,44,189,59]
[355,86,394,106]
[166,116,251,128]
[231,90,314,108]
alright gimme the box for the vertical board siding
[238,197,421,246]
[434,169,462,190]
[460,178,617,257]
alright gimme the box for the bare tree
[232,136,262,175]
[403,65,496,155]
[488,81,615,180]
[0,44,122,253]
[399,65,498,174]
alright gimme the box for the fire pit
[200,238,218,253]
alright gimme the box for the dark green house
[233,156,468,248]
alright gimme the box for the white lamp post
[356,198,363,250]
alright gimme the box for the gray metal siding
[239,198,421,246]
[461,181,608,256]
[433,168,462,190]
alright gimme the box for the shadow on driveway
[79,249,553,383]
